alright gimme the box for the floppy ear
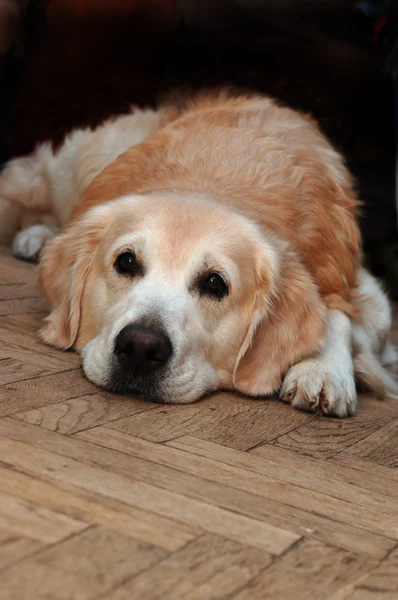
[233,248,326,397]
[39,208,110,349]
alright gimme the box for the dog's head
[40,193,326,402]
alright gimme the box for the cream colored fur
[0,99,396,415]
[0,107,167,253]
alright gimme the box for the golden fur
[6,91,395,414]
[73,94,361,309]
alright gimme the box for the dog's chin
[104,363,169,403]
[82,342,220,404]
[104,360,216,405]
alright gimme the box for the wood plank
[0,247,398,596]
[347,547,398,598]
[0,436,297,555]
[0,283,40,300]
[253,443,398,501]
[2,313,47,337]
[0,526,168,600]
[343,419,398,468]
[191,399,315,450]
[105,394,254,442]
[0,324,79,370]
[272,398,397,459]
[0,418,394,546]
[0,257,38,286]
[75,427,398,540]
[0,371,97,416]
[0,527,43,570]
[233,539,374,600]
[0,466,200,551]
[0,433,390,561]
[107,533,272,600]
[98,480,299,554]
[0,490,87,543]
[13,393,158,434]
[168,436,398,514]
[329,453,398,483]
[8,440,397,561]
[0,297,47,315]
[0,357,53,385]
[345,591,398,600]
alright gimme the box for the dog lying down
[0,92,397,416]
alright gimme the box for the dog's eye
[200,273,229,300]
[115,251,141,276]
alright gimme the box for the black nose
[114,325,172,374]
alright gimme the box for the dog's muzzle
[107,324,173,400]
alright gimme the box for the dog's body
[1,92,397,415]
[0,107,172,254]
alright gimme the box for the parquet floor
[0,247,397,599]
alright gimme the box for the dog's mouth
[105,360,169,403]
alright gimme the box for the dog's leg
[352,269,398,398]
[0,152,51,248]
[12,223,59,262]
[280,309,357,416]
[352,269,395,360]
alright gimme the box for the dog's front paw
[12,224,58,262]
[280,359,357,417]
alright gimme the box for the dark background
[0,0,396,280]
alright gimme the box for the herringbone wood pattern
[0,247,397,599]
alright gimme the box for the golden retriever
[1,92,397,415]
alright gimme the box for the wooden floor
[0,247,397,599]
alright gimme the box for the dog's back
[76,93,361,312]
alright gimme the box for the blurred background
[0,0,397,291]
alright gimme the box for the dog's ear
[39,207,110,349]
[233,247,326,396]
